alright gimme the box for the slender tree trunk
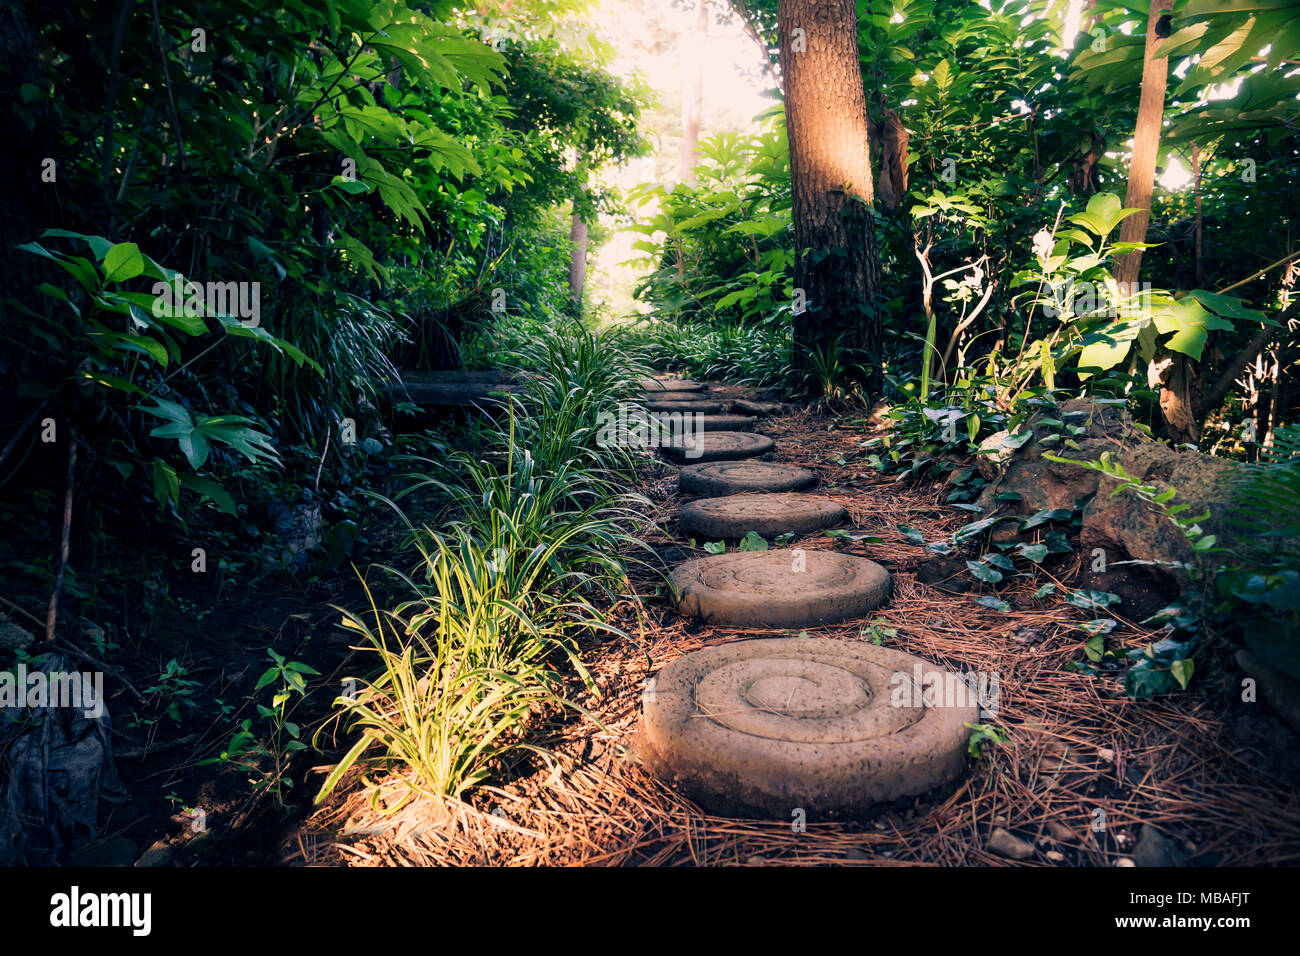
[1192,140,1203,286]
[568,199,588,311]
[777,0,882,389]
[1114,0,1174,289]
[679,0,707,182]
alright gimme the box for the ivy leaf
[738,531,769,552]
[1021,508,1072,530]
[897,524,926,545]
[1068,589,1122,612]
[703,541,726,555]
[967,560,1004,583]
[1018,543,1049,563]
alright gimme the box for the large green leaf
[1153,298,1234,360]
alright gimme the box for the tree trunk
[777,0,881,389]
[568,200,589,310]
[679,0,707,182]
[1113,0,1174,289]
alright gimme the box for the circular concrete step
[670,550,889,627]
[679,493,846,540]
[640,376,705,392]
[695,414,756,432]
[660,431,774,464]
[645,399,726,414]
[642,638,975,816]
[640,390,708,403]
[680,461,817,497]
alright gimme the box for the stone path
[637,374,972,818]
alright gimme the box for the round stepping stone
[670,550,889,627]
[660,431,774,463]
[642,638,976,816]
[679,493,846,540]
[645,399,726,414]
[680,461,817,497]
[695,414,756,432]
[650,414,756,444]
[640,376,705,392]
[640,390,706,403]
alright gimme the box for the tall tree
[1113,0,1174,289]
[776,0,881,389]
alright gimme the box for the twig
[0,401,48,474]
[50,638,147,704]
[1215,251,1300,296]
[45,431,77,643]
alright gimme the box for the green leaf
[177,473,237,515]
[966,560,1004,583]
[1018,543,1049,563]
[102,242,145,283]
[738,531,769,552]
[1068,589,1122,612]
[703,540,726,555]
[1170,658,1194,690]
[1153,297,1234,361]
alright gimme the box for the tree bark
[777,0,881,389]
[1113,0,1174,289]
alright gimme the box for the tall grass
[317,319,652,807]
[316,587,572,807]
[624,318,794,389]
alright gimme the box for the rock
[1046,820,1079,843]
[1079,441,1237,619]
[1116,857,1136,867]
[731,399,781,417]
[642,638,975,817]
[679,461,817,497]
[678,494,847,541]
[660,431,775,464]
[986,827,1035,860]
[1046,849,1066,863]
[972,397,1283,618]
[0,618,35,655]
[916,555,972,594]
[268,495,324,569]
[670,550,891,628]
[1132,824,1181,867]
[1236,649,1300,739]
[74,836,139,867]
[976,430,1017,480]
[974,398,1137,517]
[135,841,175,867]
